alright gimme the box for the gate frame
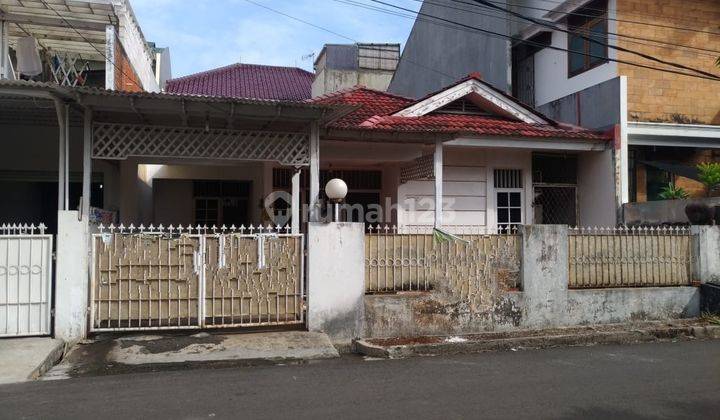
[89,226,305,333]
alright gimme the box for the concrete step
[0,337,64,385]
[354,321,720,359]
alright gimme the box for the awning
[639,160,700,181]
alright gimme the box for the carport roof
[0,79,356,130]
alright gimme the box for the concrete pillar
[520,225,569,328]
[692,226,720,284]
[54,211,90,343]
[307,222,365,341]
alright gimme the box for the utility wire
[242,0,459,81]
[479,0,720,37]
[464,0,720,79]
[38,0,143,90]
[415,0,720,57]
[359,0,720,81]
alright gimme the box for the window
[193,181,250,227]
[494,169,523,232]
[497,191,523,232]
[567,0,608,77]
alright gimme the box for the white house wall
[532,0,619,106]
[397,147,533,231]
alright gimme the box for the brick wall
[113,38,144,92]
[616,0,720,124]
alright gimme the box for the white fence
[0,224,53,337]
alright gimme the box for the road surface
[1,340,718,419]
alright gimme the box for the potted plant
[697,162,720,197]
[685,163,720,225]
[659,183,689,200]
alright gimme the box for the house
[166,63,314,101]
[312,43,400,97]
[389,0,720,213]
[0,70,613,342]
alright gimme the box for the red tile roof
[310,86,611,141]
[166,63,314,101]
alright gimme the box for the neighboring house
[312,43,400,97]
[0,0,167,92]
[166,63,314,101]
[388,0,511,99]
[390,0,720,208]
[0,0,168,233]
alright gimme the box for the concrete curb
[355,325,715,359]
[27,340,65,381]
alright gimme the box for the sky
[131,0,422,78]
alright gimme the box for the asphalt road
[1,340,719,419]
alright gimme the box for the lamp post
[325,178,348,222]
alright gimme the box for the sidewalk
[44,330,339,379]
[0,337,64,384]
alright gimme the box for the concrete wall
[623,198,720,226]
[307,222,365,341]
[388,0,511,98]
[536,77,621,130]
[577,149,617,226]
[362,224,705,338]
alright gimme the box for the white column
[105,25,116,90]
[617,76,629,210]
[0,20,9,79]
[434,139,443,228]
[291,168,301,234]
[309,122,320,222]
[55,101,67,211]
[82,108,93,220]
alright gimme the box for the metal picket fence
[568,226,693,288]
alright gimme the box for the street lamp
[325,178,348,222]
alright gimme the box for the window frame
[495,188,524,232]
[566,2,609,78]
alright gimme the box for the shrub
[658,183,689,200]
[697,162,720,196]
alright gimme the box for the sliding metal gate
[90,226,304,332]
[0,225,53,337]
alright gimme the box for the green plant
[697,162,720,196]
[659,183,689,200]
[700,311,720,325]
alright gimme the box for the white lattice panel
[93,123,310,166]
